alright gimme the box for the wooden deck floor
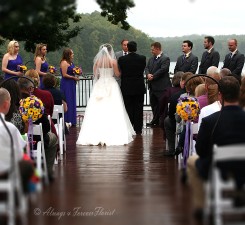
[26,112,201,225]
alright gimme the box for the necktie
[124,52,127,56]
[229,53,233,59]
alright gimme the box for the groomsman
[115,39,128,86]
[174,40,198,74]
[118,41,146,135]
[145,42,171,127]
[222,38,245,76]
[198,36,220,74]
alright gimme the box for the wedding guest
[220,68,231,77]
[24,69,58,138]
[1,40,24,81]
[42,73,68,112]
[0,79,24,133]
[239,76,245,110]
[187,76,245,220]
[174,40,198,74]
[145,42,171,127]
[0,88,34,193]
[118,41,146,135]
[17,78,57,181]
[159,71,183,139]
[222,38,245,76]
[34,43,49,89]
[60,48,79,126]
[198,36,220,74]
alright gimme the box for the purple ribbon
[27,118,34,159]
[183,121,191,168]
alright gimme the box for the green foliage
[0,0,81,52]
[154,35,245,63]
[97,0,135,30]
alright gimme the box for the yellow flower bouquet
[17,64,28,73]
[48,65,57,74]
[73,66,82,76]
[176,96,200,122]
[19,95,45,122]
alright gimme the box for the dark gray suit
[174,52,198,74]
[222,50,245,76]
[198,48,220,74]
[145,53,171,124]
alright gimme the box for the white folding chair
[0,117,28,225]
[32,123,49,185]
[52,104,66,155]
[204,144,245,225]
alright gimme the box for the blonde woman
[2,40,23,81]
[34,43,48,89]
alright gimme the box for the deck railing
[73,74,152,110]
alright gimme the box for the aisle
[27,119,199,225]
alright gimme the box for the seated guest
[159,71,183,140]
[0,88,34,193]
[163,72,193,156]
[42,73,68,112]
[187,76,245,220]
[239,76,245,110]
[0,79,25,133]
[24,69,57,136]
[17,78,57,181]
[194,83,206,98]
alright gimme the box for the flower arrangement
[19,95,45,122]
[176,96,200,122]
[73,66,82,75]
[48,65,57,74]
[17,64,28,73]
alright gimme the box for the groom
[118,41,146,135]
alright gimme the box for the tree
[96,0,135,30]
[0,0,135,52]
[0,0,81,52]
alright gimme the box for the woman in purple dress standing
[2,40,24,81]
[60,48,79,125]
[34,43,49,89]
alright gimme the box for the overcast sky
[76,0,244,37]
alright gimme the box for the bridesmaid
[34,43,48,89]
[2,40,24,81]
[60,48,79,125]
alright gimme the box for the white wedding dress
[76,68,135,146]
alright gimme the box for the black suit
[174,52,198,74]
[198,48,220,74]
[222,50,245,76]
[196,106,245,186]
[118,52,146,133]
[145,53,171,124]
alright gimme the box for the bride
[76,43,135,146]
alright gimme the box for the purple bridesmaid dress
[4,54,23,81]
[60,63,77,125]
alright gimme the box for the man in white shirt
[0,88,33,193]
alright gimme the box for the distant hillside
[153,35,245,62]
[1,12,245,74]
